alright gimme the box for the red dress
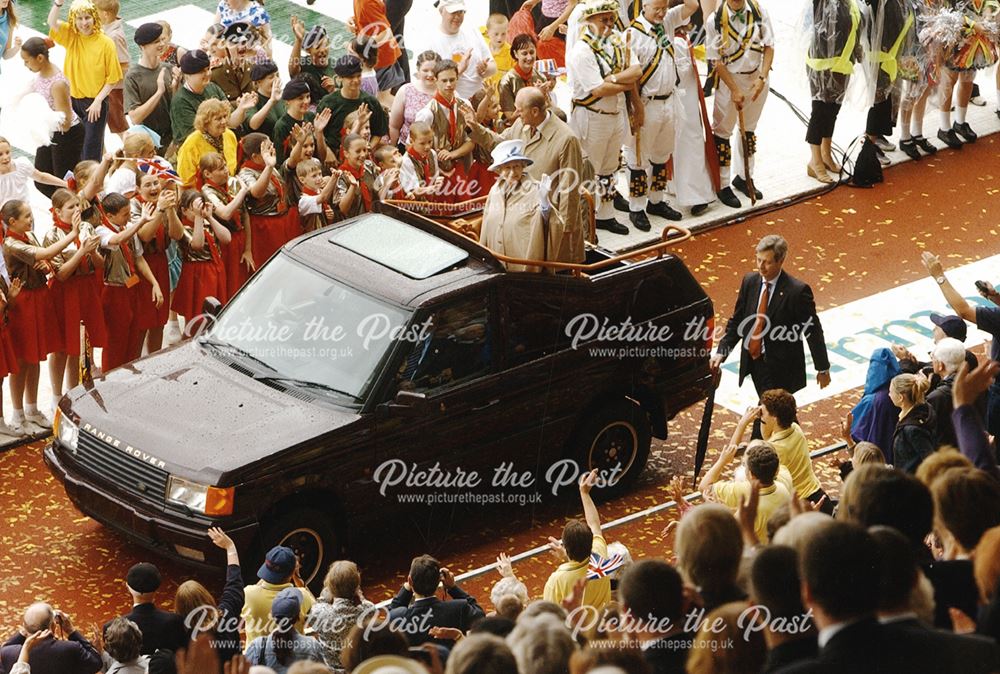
[238,161,298,268]
[44,219,109,356]
[98,220,144,372]
[172,218,226,319]
[202,178,251,302]
[3,232,60,363]
[133,203,171,331]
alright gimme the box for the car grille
[70,430,169,502]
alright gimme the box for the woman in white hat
[479,139,561,273]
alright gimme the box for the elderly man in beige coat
[463,87,587,264]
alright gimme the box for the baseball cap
[270,587,302,620]
[929,312,967,342]
[258,545,297,583]
[436,0,467,13]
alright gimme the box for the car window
[503,288,566,366]
[390,296,493,396]
[205,254,412,403]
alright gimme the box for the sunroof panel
[329,215,469,279]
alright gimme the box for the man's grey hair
[932,337,965,375]
[757,234,788,262]
[23,603,54,633]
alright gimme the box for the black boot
[717,186,742,208]
[613,192,630,212]
[596,218,629,235]
[691,203,709,216]
[732,175,762,201]
[629,210,652,231]
[647,201,682,221]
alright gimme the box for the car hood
[65,341,361,482]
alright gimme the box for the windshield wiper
[199,337,277,374]
[255,375,356,400]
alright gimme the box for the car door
[372,289,522,538]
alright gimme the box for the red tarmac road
[1,136,998,633]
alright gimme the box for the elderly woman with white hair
[507,612,576,674]
[478,139,560,272]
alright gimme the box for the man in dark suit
[712,234,831,396]
[104,562,188,656]
[749,546,818,673]
[618,559,692,674]
[776,521,977,674]
[871,526,1000,674]
[388,554,485,646]
[1,603,102,674]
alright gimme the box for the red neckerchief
[407,147,434,185]
[514,63,534,84]
[339,160,372,210]
[50,208,91,274]
[181,216,222,266]
[434,92,457,144]
[102,213,136,276]
[242,158,287,211]
[133,195,167,252]
[6,229,30,244]
[302,186,336,222]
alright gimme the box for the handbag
[852,138,884,187]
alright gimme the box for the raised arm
[578,469,602,537]
[922,251,978,323]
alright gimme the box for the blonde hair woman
[177,98,237,187]
[888,374,936,474]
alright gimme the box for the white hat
[488,139,533,172]
[436,0,466,13]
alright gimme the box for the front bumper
[44,441,259,572]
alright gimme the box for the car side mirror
[388,390,429,416]
[202,296,223,318]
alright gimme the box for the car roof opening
[328,215,470,280]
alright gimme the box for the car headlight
[53,408,79,452]
[167,476,234,516]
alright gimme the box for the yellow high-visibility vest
[806,0,861,76]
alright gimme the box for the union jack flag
[586,552,625,580]
[137,158,181,184]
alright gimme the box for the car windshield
[203,254,411,404]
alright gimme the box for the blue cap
[258,545,296,583]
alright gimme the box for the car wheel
[259,506,339,594]
[575,397,651,497]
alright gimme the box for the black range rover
[45,207,715,587]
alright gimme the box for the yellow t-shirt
[543,534,611,610]
[769,423,822,499]
[481,27,513,89]
[50,22,123,99]
[241,581,317,645]
[712,480,791,543]
[177,129,239,188]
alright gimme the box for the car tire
[574,397,651,497]
[258,506,339,594]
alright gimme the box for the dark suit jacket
[1,631,102,674]
[880,616,1000,674]
[387,586,485,646]
[105,603,189,656]
[773,616,994,674]
[717,271,830,394]
[642,632,691,674]
[762,635,819,673]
